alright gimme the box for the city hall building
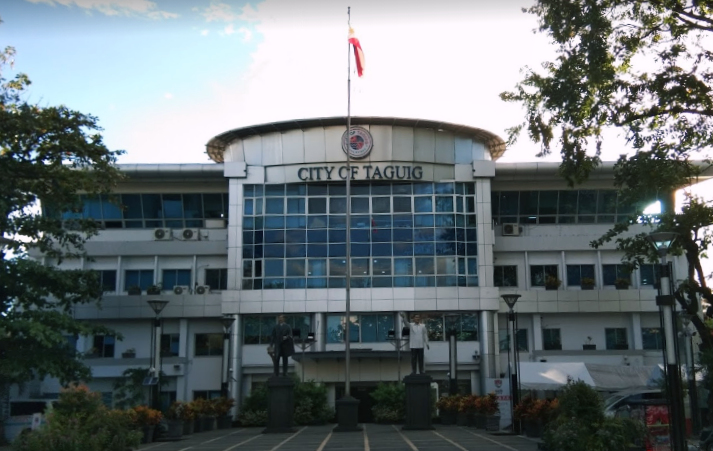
[7,117,698,426]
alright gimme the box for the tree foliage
[502,0,713,424]
[0,34,124,389]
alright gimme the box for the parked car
[603,388,664,417]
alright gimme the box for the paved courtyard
[137,424,541,451]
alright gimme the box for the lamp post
[679,312,700,435]
[646,231,686,451]
[293,329,316,382]
[502,294,521,435]
[221,315,235,397]
[147,299,169,411]
[386,326,409,382]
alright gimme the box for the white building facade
[9,117,691,424]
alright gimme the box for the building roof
[205,116,507,163]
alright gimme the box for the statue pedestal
[403,373,434,430]
[263,376,295,433]
[334,395,361,432]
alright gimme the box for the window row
[245,195,477,216]
[96,268,227,292]
[244,226,477,244]
[242,312,478,344]
[242,241,478,259]
[491,190,640,224]
[245,181,476,197]
[242,256,479,289]
[243,214,478,230]
[494,264,662,288]
[499,327,664,352]
[51,193,229,229]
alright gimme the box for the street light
[293,329,316,382]
[646,231,686,451]
[221,315,235,397]
[386,327,409,382]
[678,312,700,435]
[147,299,169,410]
[502,294,521,435]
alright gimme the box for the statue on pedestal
[268,315,294,377]
[400,312,429,374]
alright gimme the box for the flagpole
[345,5,353,400]
[334,6,360,432]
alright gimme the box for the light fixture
[147,299,169,316]
[221,315,235,332]
[502,294,521,310]
[646,231,679,256]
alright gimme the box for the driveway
[137,424,542,451]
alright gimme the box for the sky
[0,0,565,165]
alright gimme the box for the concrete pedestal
[403,373,434,430]
[263,376,295,433]
[333,395,361,432]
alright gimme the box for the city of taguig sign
[297,164,423,181]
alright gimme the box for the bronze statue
[268,315,294,377]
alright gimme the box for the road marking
[432,430,468,451]
[269,426,307,451]
[316,430,332,451]
[222,434,262,451]
[391,425,418,451]
[140,443,168,450]
[363,424,370,451]
[460,428,520,451]
[202,429,244,444]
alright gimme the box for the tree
[0,37,124,394]
[501,0,713,423]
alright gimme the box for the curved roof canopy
[205,116,507,163]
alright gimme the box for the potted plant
[545,274,561,290]
[211,397,235,429]
[436,395,459,425]
[147,284,162,295]
[168,401,195,435]
[457,394,476,426]
[476,392,500,431]
[514,396,559,438]
[615,277,631,290]
[131,405,162,444]
[127,285,142,296]
[165,401,189,439]
[121,348,136,359]
[580,277,595,290]
[583,336,596,350]
[190,398,216,432]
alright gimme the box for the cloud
[237,26,252,42]
[202,2,236,22]
[223,24,235,35]
[200,29,210,36]
[25,0,178,18]
[164,93,173,100]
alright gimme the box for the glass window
[530,265,558,287]
[566,264,595,286]
[162,269,191,289]
[161,334,180,357]
[640,264,660,286]
[91,335,115,358]
[326,315,359,343]
[642,328,663,350]
[494,266,517,287]
[605,328,629,350]
[97,270,117,292]
[195,333,224,356]
[602,264,631,285]
[542,329,561,350]
[412,313,478,342]
[205,269,227,291]
[499,329,528,352]
[124,269,154,291]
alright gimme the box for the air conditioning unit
[502,223,521,236]
[195,285,211,295]
[153,228,172,240]
[182,228,199,240]
[173,285,190,295]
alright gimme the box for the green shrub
[542,380,646,451]
[13,384,141,451]
[371,382,405,423]
[237,378,333,426]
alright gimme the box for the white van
[603,388,664,417]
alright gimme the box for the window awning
[291,349,399,362]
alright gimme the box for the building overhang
[291,349,399,362]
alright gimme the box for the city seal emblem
[341,126,373,159]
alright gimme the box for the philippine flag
[348,27,365,77]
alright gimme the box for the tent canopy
[518,362,664,392]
